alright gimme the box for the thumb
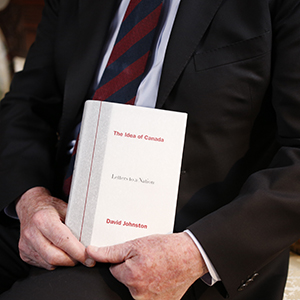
[86,243,131,264]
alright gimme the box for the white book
[65,100,187,247]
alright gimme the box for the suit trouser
[0,213,289,300]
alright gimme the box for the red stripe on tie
[126,96,136,105]
[93,52,150,100]
[108,5,162,66]
[123,0,142,20]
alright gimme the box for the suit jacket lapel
[156,0,224,108]
[62,0,119,135]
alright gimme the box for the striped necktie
[93,0,163,104]
[63,0,163,196]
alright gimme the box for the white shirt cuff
[4,201,19,219]
[184,229,221,286]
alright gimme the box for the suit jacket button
[238,272,259,292]
[248,272,259,283]
[237,283,247,292]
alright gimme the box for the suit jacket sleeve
[186,0,300,297]
[0,0,62,210]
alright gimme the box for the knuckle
[105,246,117,258]
[22,227,32,241]
[52,233,69,249]
[44,255,57,267]
[43,250,61,267]
[31,210,48,226]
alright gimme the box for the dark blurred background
[0,0,44,98]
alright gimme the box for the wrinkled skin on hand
[87,232,208,300]
[16,187,95,270]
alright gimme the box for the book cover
[65,100,187,247]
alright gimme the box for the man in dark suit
[1,0,300,299]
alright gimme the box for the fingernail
[85,258,95,267]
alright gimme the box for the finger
[28,209,94,267]
[20,225,77,269]
[19,230,59,270]
[20,248,57,270]
[41,218,94,266]
[36,237,79,267]
[86,242,132,264]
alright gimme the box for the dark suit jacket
[1,0,300,299]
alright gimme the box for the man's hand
[16,187,95,270]
[87,232,208,300]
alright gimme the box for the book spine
[66,100,111,246]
